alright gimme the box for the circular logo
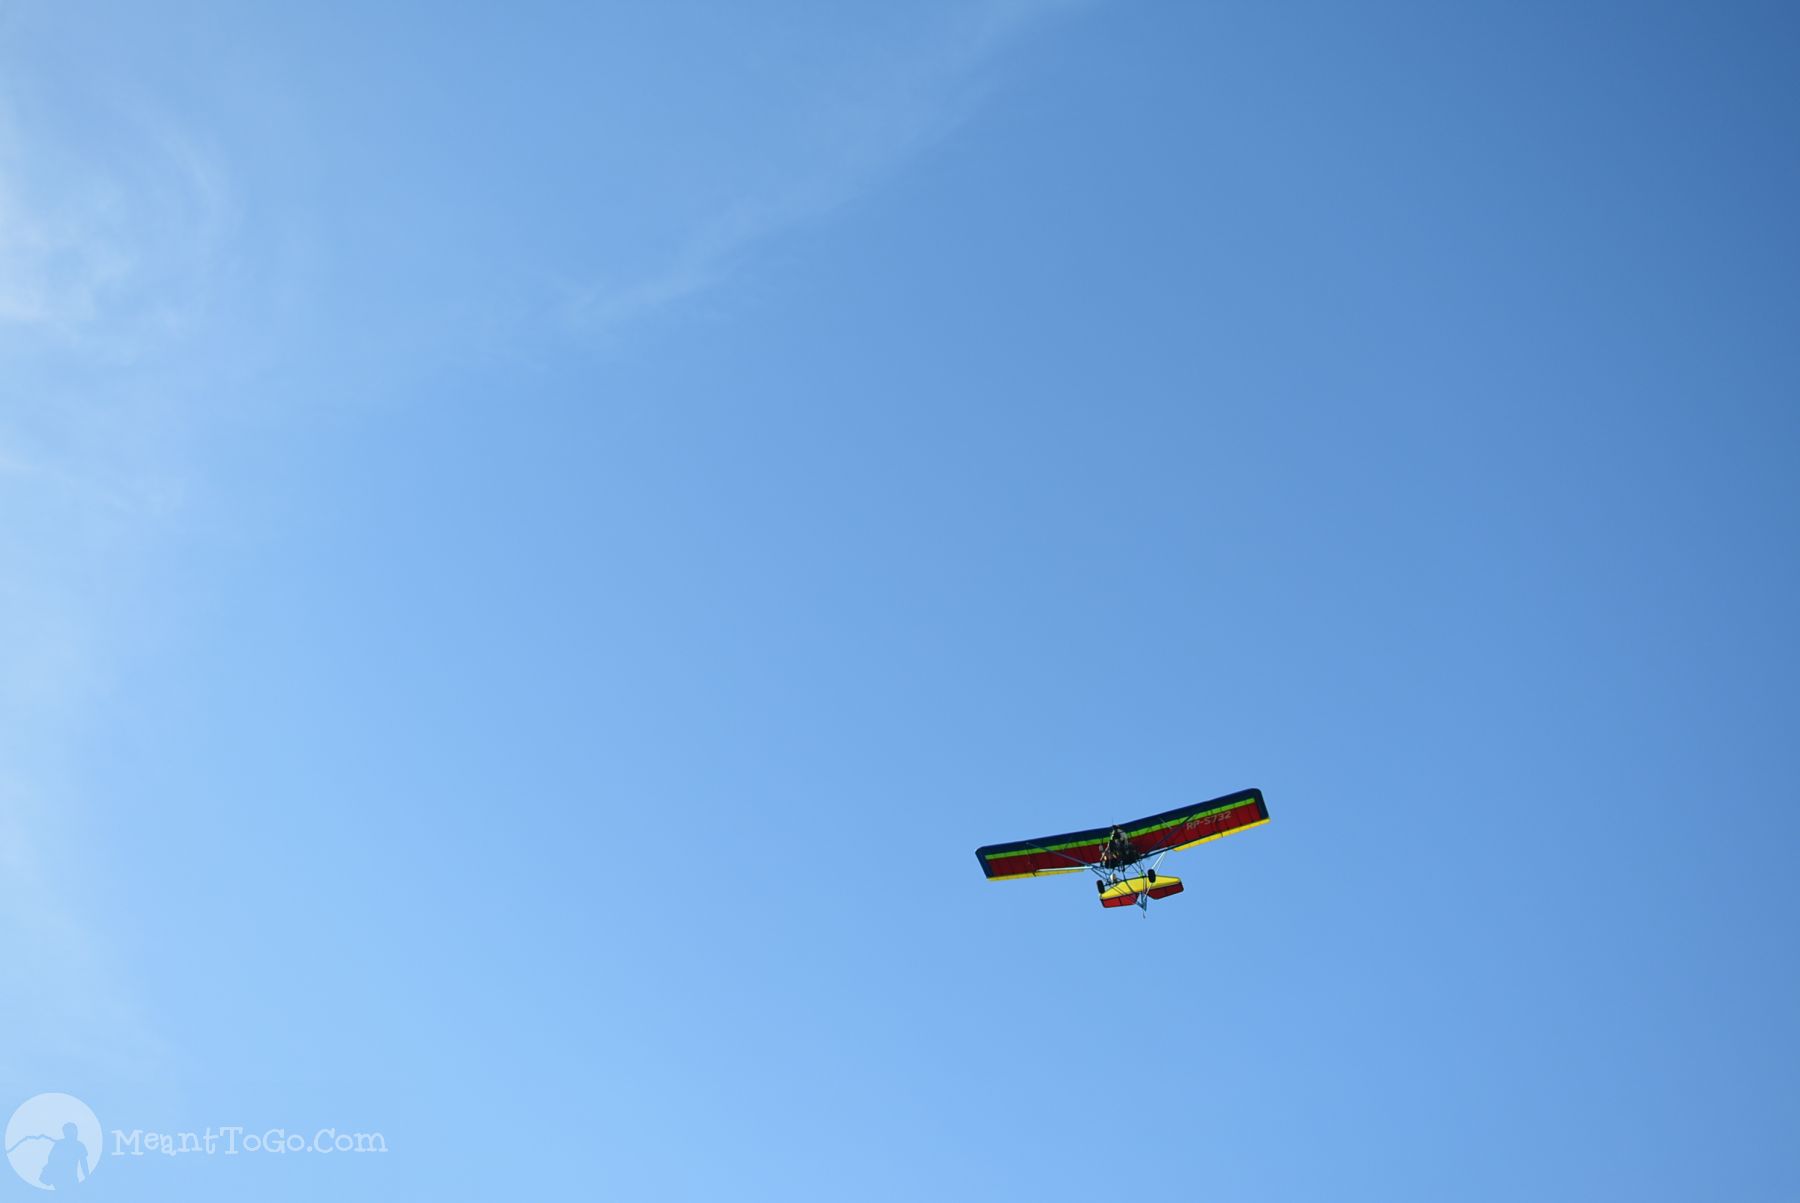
[5,1095,101,1191]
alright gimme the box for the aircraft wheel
[1148,871,1156,883]
[1096,880,1105,895]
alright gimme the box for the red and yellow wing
[974,788,1269,882]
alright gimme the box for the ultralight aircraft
[975,788,1269,912]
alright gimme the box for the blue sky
[3,2,1798,1199]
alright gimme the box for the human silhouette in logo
[39,1122,89,1190]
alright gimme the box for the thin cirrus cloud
[0,95,238,1081]
[562,0,1090,336]
[0,94,227,741]
[0,97,238,359]
[0,94,235,535]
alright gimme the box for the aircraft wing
[974,788,1268,881]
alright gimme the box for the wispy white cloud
[0,87,239,1080]
[0,83,234,525]
[0,98,238,358]
[564,0,1090,334]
